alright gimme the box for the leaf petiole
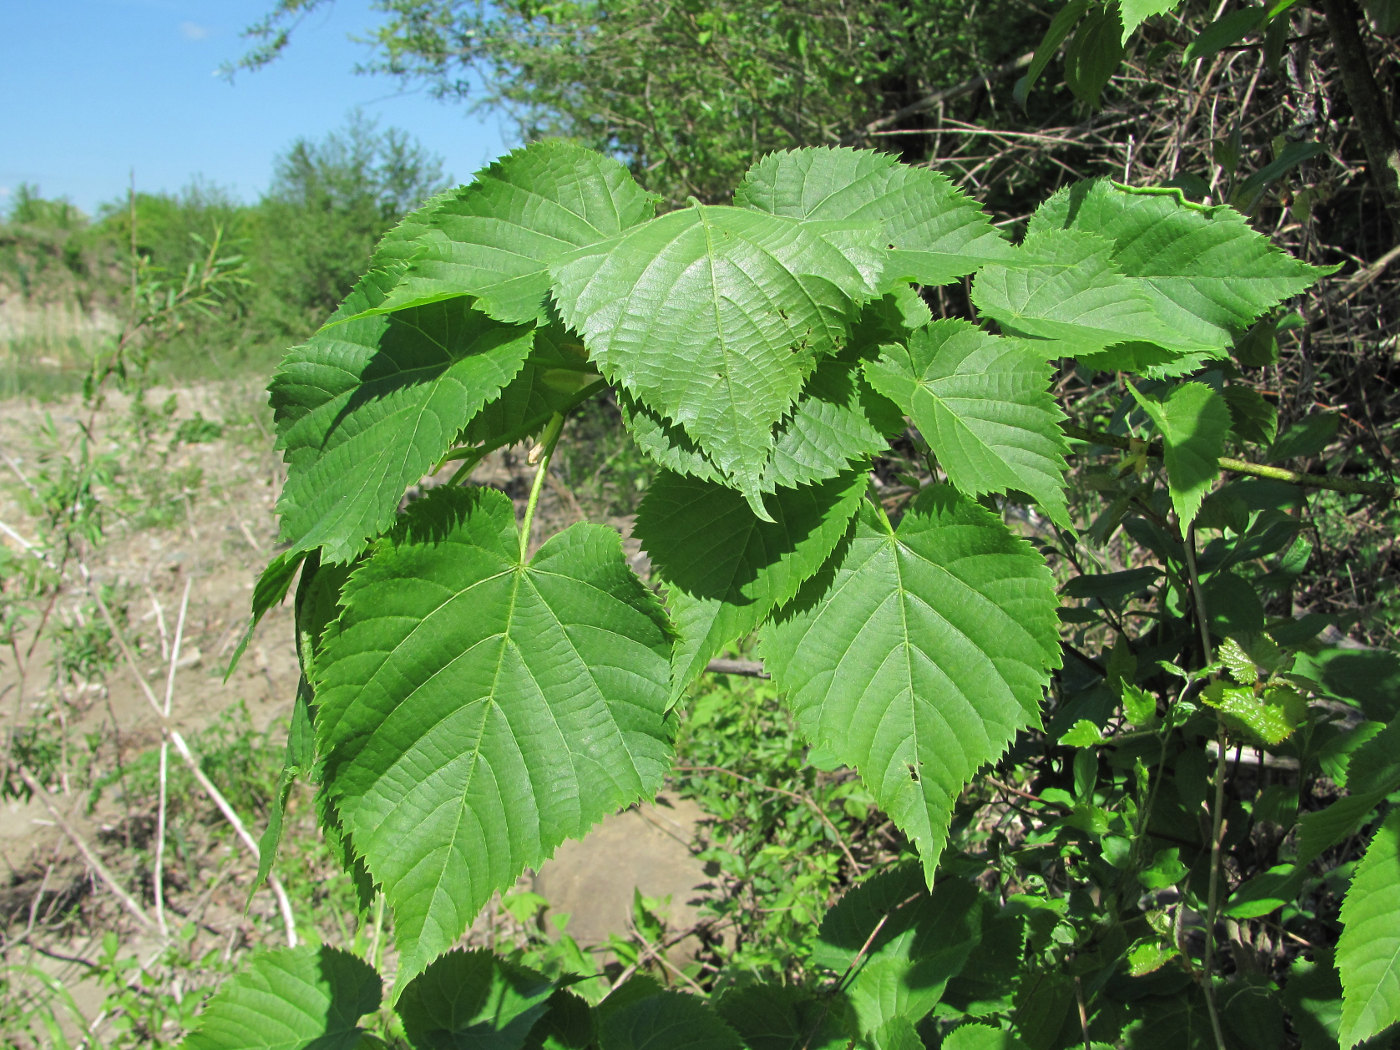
[518,412,566,563]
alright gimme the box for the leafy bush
[190,141,1398,1049]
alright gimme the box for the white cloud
[180,21,210,41]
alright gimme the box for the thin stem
[1182,523,1228,1050]
[519,413,567,563]
[1063,423,1395,498]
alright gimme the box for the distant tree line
[0,112,448,371]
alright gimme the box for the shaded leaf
[397,949,556,1049]
[815,866,980,1035]
[635,469,867,699]
[598,989,742,1050]
[271,300,533,562]
[179,945,380,1050]
[714,984,852,1050]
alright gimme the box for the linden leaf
[761,488,1061,880]
[315,488,674,990]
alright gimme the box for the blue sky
[2,0,511,218]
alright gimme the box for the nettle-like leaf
[621,343,902,494]
[813,867,981,1037]
[635,468,868,699]
[1129,381,1232,529]
[396,949,557,1050]
[864,319,1070,527]
[271,299,534,562]
[178,944,380,1050]
[597,989,743,1050]
[314,488,674,989]
[550,204,883,516]
[714,985,853,1050]
[1338,810,1400,1048]
[970,227,1174,354]
[1030,180,1329,352]
[734,147,1014,286]
[760,487,1061,879]
[359,142,657,326]
[1119,0,1183,41]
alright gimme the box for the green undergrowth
[54,139,1400,1049]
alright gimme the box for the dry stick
[16,766,158,934]
[1334,242,1400,304]
[152,579,192,940]
[848,51,1035,141]
[1063,423,1396,498]
[1319,0,1400,236]
[84,575,298,947]
[704,657,767,679]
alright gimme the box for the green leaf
[396,949,557,1049]
[871,1016,925,1049]
[597,989,742,1050]
[1202,680,1301,746]
[315,488,674,990]
[1233,141,1330,212]
[271,300,534,562]
[463,323,598,443]
[362,142,657,326]
[714,985,852,1050]
[1120,0,1183,41]
[945,1023,1033,1050]
[550,204,882,515]
[734,147,1015,286]
[621,341,902,495]
[1223,864,1306,920]
[228,548,305,676]
[814,866,980,1036]
[971,228,1173,354]
[1064,3,1126,106]
[1221,384,1277,446]
[1283,951,1344,1050]
[760,345,905,490]
[864,320,1070,527]
[1184,5,1267,64]
[178,944,380,1050]
[1060,719,1104,747]
[1129,382,1232,528]
[634,469,867,699]
[1298,790,1393,865]
[1030,180,1329,352]
[761,488,1061,879]
[1016,0,1091,106]
[1338,810,1400,1048]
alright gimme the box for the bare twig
[17,766,158,934]
[84,571,298,946]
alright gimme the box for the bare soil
[0,379,712,1045]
